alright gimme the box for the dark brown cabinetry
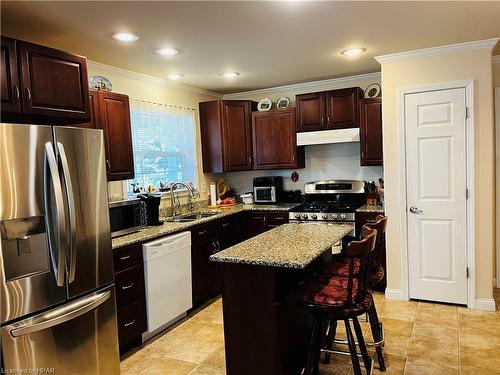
[252,108,305,170]
[98,91,134,181]
[295,87,363,132]
[77,90,134,181]
[356,211,386,291]
[199,100,257,173]
[112,242,147,354]
[1,36,21,115]
[1,36,91,123]
[295,92,326,132]
[244,211,289,240]
[325,87,363,129]
[360,97,383,166]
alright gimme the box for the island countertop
[210,223,352,269]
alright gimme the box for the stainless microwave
[109,198,146,238]
[253,176,283,204]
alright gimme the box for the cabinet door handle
[121,282,134,290]
[105,160,111,173]
[274,216,284,220]
[14,87,20,102]
[248,156,252,164]
[120,255,131,260]
[321,116,324,124]
[327,115,330,125]
[198,230,207,235]
[222,222,230,228]
[216,240,221,251]
[123,319,136,327]
[25,87,31,101]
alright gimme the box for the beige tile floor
[121,290,500,375]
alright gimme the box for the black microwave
[253,176,284,204]
[109,198,147,238]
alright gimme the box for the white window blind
[127,99,197,193]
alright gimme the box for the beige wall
[87,62,222,203]
[494,61,500,287]
[381,48,496,301]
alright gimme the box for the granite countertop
[210,223,352,269]
[111,203,302,249]
[356,204,385,213]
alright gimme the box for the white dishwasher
[142,231,192,341]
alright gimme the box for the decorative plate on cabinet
[89,76,112,91]
[257,98,272,111]
[364,83,381,98]
[276,97,290,109]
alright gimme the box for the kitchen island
[210,223,352,375]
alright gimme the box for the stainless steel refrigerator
[0,123,120,374]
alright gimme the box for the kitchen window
[127,99,198,194]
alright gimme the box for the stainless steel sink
[169,211,219,222]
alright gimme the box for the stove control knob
[332,213,338,220]
[302,214,309,220]
[322,214,328,220]
[311,214,318,220]
[294,214,301,219]
[340,214,346,221]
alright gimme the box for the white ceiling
[2,1,499,94]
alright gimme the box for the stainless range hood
[296,128,360,146]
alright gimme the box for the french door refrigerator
[0,123,120,374]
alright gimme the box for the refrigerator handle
[57,142,77,283]
[44,142,67,287]
[9,290,111,337]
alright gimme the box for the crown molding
[87,60,222,98]
[222,72,381,99]
[375,38,500,65]
[493,55,500,64]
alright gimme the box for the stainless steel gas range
[289,180,366,239]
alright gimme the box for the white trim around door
[496,87,500,289]
[397,80,475,309]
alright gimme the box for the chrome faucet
[170,182,200,216]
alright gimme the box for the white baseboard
[384,288,408,301]
[475,298,496,312]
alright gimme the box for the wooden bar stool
[296,227,377,375]
[321,216,388,371]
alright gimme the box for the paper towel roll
[210,183,217,207]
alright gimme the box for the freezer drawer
[1,285,119,375]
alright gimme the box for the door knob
[409,206,423,214]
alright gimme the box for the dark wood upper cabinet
[222,101,254,171]
[199,100,256,173]
[325,87,363,129]
[295,92,326,132]
[77,90,99,129]
[252,108,304,170]
[295,87,363,132]
[360,97,383,166]
[1,36,21,115]
[17,40,90,122]
[98,91,134,181]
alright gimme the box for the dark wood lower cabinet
[117,300,147,354]
[191,239,219,306]
[244,211,290,239]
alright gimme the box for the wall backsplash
[225,142,383,194]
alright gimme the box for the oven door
[253,187,276,203]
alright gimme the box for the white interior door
[405,87,467,304]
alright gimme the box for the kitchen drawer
[266,212,289,226]
[117,299,147,349]
[115,265,145,309]
[191,222,217,244]
[113,242,143,273]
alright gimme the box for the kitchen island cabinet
[210,223,352,375]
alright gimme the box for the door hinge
[466,267,470,278]
[466,188,469,199]
[465,107,469,119]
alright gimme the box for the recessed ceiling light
[167,73,183,81]
[112,32,140,42]
[222,72,240,79]
[341,48,366,57]
[156,48,179,56]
